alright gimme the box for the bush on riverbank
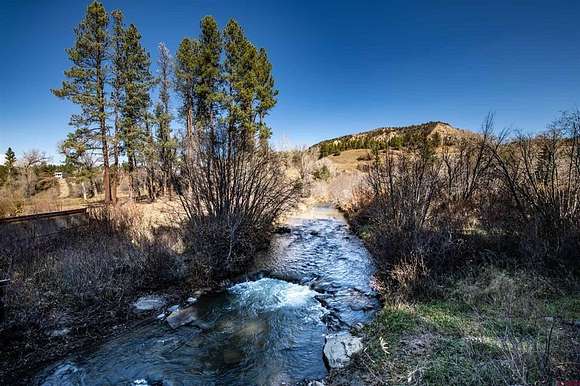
[0,204,185,384]
[346,111,580,298]
[338,111,580,384]
[179,142,300,280]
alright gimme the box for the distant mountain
[313,121,477,157]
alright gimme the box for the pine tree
[196,16,222,133]
[110,9,126,203]
[223,19,258,150]
[52,1,112,203]
[255,48,278,149]
[156,42,175,196]
[4,147,16,185]
[223,20,277,152]
[120,23,154,197]
[5,147,16,173]
[175,37,199,156]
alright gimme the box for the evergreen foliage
[52,1,113,202]
[119,23,154,192]
[110,9,126,202]
[155,43,176,195]
[316,121,448,158]
[175,37,199,146]
[4,147,16,176]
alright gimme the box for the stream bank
[37,204,380,385]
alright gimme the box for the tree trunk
[81,181,87,200]
[186,105,193,160]
[111,114,120,204]
[97,57,112,204]
[128,153,135,201]
[90,179,98,197]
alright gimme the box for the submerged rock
[166,306,198,329]
[323,332,363,369]
[133,295,166,311]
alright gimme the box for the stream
[38,205,379,385]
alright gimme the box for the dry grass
[2,204,183,323]
[329,266,579,386]
[324,149,375,172]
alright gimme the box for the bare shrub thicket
[348,111,580,297]
[290,146,317,196]
[178,132,300,279]
[490,111,580,265]
[1,204,181,328]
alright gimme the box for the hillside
[313,121,478,157]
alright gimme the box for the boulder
[323,332,363,369]
[166,306,198,329]
[133,295,166,311]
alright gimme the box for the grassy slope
[329,267,579,385]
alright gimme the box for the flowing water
[38,205,379,385]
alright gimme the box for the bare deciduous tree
[19,150,49,196]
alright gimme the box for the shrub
[178,133,299,279]
[313,164,331,181]
[1,204,181,327]
[348,111,580,297]
[489,111,580,266]
[0,189,25,218]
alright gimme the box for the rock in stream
[323,332,363,369]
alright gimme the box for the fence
[0,207,89,246]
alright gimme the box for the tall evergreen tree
[110,9,126,203]
[223,19,257,150]
[52,1,112,203]
[4,147,16,185]
[254,48,278,149]
[175,37,199,155]
[196,16,222,132]
[120,23,154,196]
[4,147,16,174]
[156,42,175,196]
[222,20,276,151]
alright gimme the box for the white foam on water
[229,278,318,310]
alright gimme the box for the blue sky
[1,0,579,162]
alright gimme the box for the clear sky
[1,0,579,162]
